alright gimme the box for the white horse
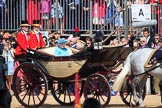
[113,48,162,107]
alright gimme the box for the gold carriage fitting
[144,49,159,68]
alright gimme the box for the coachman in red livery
[15,20,30,60]
[29,20,45,50]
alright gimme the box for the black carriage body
[31,46,131,81]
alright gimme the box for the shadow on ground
[40,104,128,108]
[12,104,162,108]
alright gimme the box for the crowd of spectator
[1,0,161,34]
[108,27,162,95]
[0,16,161,107]
[0,0,162,107]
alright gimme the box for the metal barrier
[0,0,161,35]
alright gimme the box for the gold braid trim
[144,49,157,68]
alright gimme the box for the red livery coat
[15,31,30,55]
[29,31,45,49]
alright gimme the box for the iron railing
[0,0,161,35]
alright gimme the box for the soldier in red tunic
[29,20,45,50]
[15,20,30,60]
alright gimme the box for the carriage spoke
[67,89,72,102]
[95,94,98,99]
[36,94,41,102]
[63,90,66,102]
[39,91,45,95]
[34,86,45,96]
[21,76,28,82]
[57,93,61,99]
[32,94,36,105]
[55,89,61,98]
[129,93,132,104]
[98,95,100,102]
[54,89,59,94]
[18,83,26,87]
[15,83,25,89]
[21,89,30,101]
[89,80,96,89]
[19,87,28,95]
[123,93,129,99]
[100,95,106,102]
[28,90,32,106]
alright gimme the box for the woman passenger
[85,37,93,48]
[54,38,72,56]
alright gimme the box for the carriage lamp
[93,42,103,50]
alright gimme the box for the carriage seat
[38,47,73,56]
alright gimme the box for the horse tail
[112,52,132,91]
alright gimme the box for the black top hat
[94,31,103,42]
[73,32,80,37]
[32,20,40,27]
[20,20,30,27]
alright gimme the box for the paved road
[11,94,162,108]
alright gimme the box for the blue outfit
[5,61,14,75]
[115,12,124,27]
[5,50,14,76]
[54,47,70,57]
[72,44,77,49]
[105,0,116,24]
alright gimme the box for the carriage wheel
[83,73,111,107]
[120,76,146,106]
[50,81,83,105]
[12,62,48,108]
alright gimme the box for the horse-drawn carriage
[12,44,146,108]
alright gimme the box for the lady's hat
[32,20,40,27]
[3,32,10,39]
[57,38,67,44]
[20,20,30,27]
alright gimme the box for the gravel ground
[11,94,162,108]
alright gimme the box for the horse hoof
[132,101,136,106]
[139,103,144,107]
